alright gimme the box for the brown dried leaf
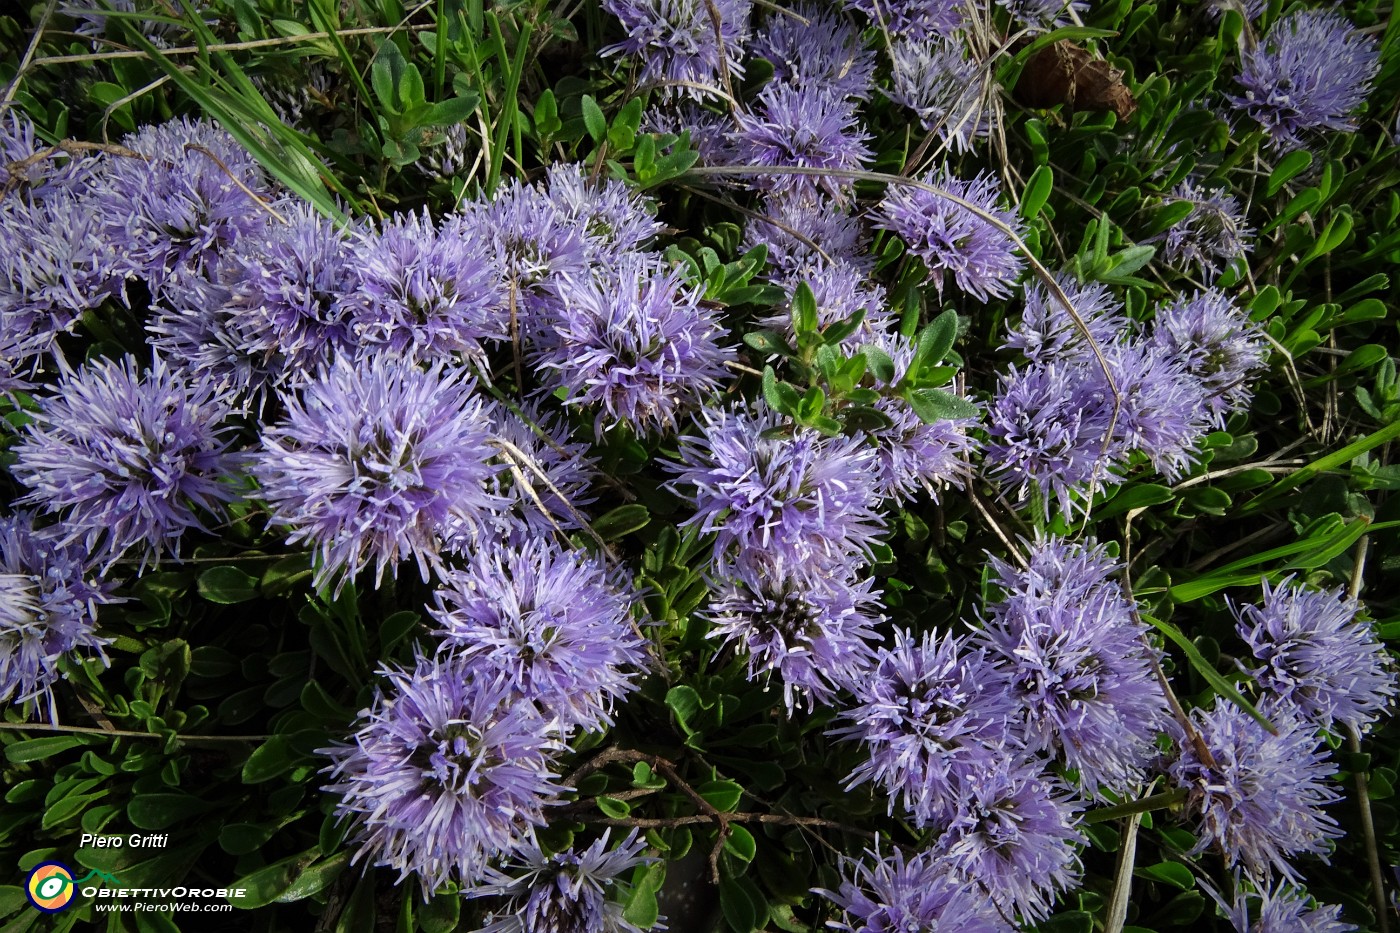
[1013,41,1137,121]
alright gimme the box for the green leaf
[594,503,652,540]
[219,822,280,856]
[127,793,214,830]
[581,95,607,143]
[228,849,320,909]
[243,735,296,784]
[1135,861,1195,890]
[535,88,561,139]
[370,40,410,114]
[698,780,743,812]
[5,736,87,764]
[724,825,757,862]
[907,388,979,423]
[1141,613,1273,732]
[420,94,480,127]
[719,874,768,933]
[622,862,665,929]
[197,566,259,604]
[863,345,896,385]
[908,309,958,381]
[597,796,632,819]
[277,851,351,903]
[791,282,819,336]
[1021,164,1053,219]
[1267,149,1313,196]
[1096,483,1173,519]
[744,330,791,356]
[666,686,704,735]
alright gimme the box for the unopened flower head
[320,650,563,895]
[12,354,247,569]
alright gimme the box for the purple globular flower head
[601,0,752,98]
[643,104,733,166]
[887,38,991,154]
[1103,340,1213,481]
[816,845,1014,933]
[1,111,91,195]
[225,199,358,377]
[832,628,1020,826]
[979,537,1170,794]
[984,362,1127,519]
[864,332,976,503]
[839,0,962,40]
[348,209,505,367]
[1229,9,1380,152]
[1003,273,1128,365]
[319,649,563,896]
[1218,879,1356,933]
[484,399,599,541]
[429,539,647,734]
[90,117,273,293]
[997,0,1087,31]
[1158,179,1254,281]
[254,354,504,593]
[742,196,871,276]
[11,354,247,569]
[934,759,1084,923]
[668,404,886,579]
[705,560,882,712]
[544,163,664,261]
[415,122,471,181]
[1151,288,1268,428]
[729,84,872,205]
[536,254,733,435]
[1234,577,1396,733]
[751,4,875,101]
[1168,698,1342,881]
[465,829,658,933]
[0,512,119,708]
[875,169,1025,301]
[756,261,892,348]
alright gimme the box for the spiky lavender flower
[887,38,990,154]
[816,846,1013,933]
[601,0,752,98]
[348,210,505,367]
[1229,9,1380,152]
[833,628,1020,826]
[1168,698,1342,881]
[416,123,471,181]
[1219,879,1356,933]
[706,561,882,711]
[840,0,962,40]
[536,255,733,435]
[1235,577,1396,733]
[320,650,563,895]
[984,362,1127,519]
[485,399,599,540]
[729,85,872,204]
[1003,273,1129,365]
[0,513,118,707]
[642,104,733,166]
[755,261,892,347]
[669,405,886,579]
[998,0,1087,31]
[979,538,1170,794]
[1,111,90,195]
[429,540,647,734]
[225,200,357,376]
[89,117,273,292]
[875,169,1025,301]
[254,355,503,592]
[1104,340,1213,481]
[742,197,871,276]
[751,4,875,101]
[1158,180,1254,281]
[466,830,657,933]
[544,164,664,260]
[1151,288,1269,428]
[12,355,247,569]
[934,759,1084,922]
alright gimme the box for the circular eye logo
[26,862,76,913]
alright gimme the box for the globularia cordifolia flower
[544,163,664,261]
[415,122,471,181]
[998,0,1087,31]
[755,261,892,348]
[1168,698,1342,881]
[537,255,733,435]
[750,4,875,101]
[816,845,1013,933]
[642,104,733,166]
[1103,340,1213,481]
[1002,273,1128,365]
[840,0,962,40]
[254,355,503,593]
[980,539,1170,794]
[90,117,273,292]
[601,0,752,97]
[1229,9,1380,152]
[1,111,90,195]
[429,539,647,734]
[1235,577,1396,733]
[1158,179,1254,281]
[12,355,247,569]
[1218,879,1356,933]
[875,169,1025,301]
[833,628,1020,826]
[742,197,872,276]
[984,362,1127,519]
[466,829,657,933]
[729,84,872,204]
[348,210,505,366]
[485,399,599,541]
[706,560,882,711]
[887,38,990,154]
[320,650,563,895]
[225,200,357,376]
[669,405,886,578]
[1151,288,1269,428]
[0,513,119,707]
[934,759,1084,923]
